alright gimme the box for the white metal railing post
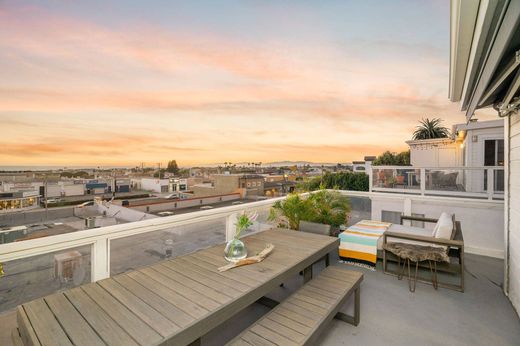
[487,169,494,200]
[420,169,426,196]
[368,166,373,192]
[226,212,238,241]
[91,238,110,282]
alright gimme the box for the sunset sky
[0,1,494,167]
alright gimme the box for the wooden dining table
[15,228,339,346]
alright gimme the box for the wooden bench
[227,266,363,346]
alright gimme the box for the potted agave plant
[224,211,257,262]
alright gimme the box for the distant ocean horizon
[0,165,132,172]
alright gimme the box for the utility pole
[157,163,161,179]
[44,174,48,220]
[112,169,116,200]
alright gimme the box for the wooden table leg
[303,265,313,283]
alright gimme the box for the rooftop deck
[2,252,518,345]
[0,191,515,345]
[205,252,520,345]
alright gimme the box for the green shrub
[298,172,369,192]
[268,190,351,230]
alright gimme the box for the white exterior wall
[140,178,169,193]
[463,123,504,193]
[507,113,520,313]
[408,139,462,167]
[371,195,504,258]
[62,184,85,196]
[46,184,62,198]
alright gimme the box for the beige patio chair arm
[383,231,464,248]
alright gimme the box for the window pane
[484,140,496,166]
[497,139,504,166]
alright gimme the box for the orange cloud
[0,4,476,166]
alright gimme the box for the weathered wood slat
[273,306,317,328]
[292,292,333,310]
[150,264,232,304]
[240,331,276,346]
[162,259,247,295]
[259,229,333,245]
[81,283,163,345]
[258,317,305,343]
[229,338,253,346]
[204,245,284,273]
[227,266,363,346]
[242,238,312,265]
[302,284,342,300]
[175,256,252,291]
[266,312,311,335]
[16,228,340,346]
[248,234,319,252]
[113,274,195,327]
[287,296,329,315]
[252,231,328,250]
[250,324,298,346]
[64,287,139,346]
[45,293,105,346]
[16,306,41,346]
[183,253,262,286]
[23,299,72,346]
[98,278,180,337]
[140,268,220,311]
[124,272,209,322]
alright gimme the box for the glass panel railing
[0,245,91,313]
[371,166,504,199]
[110,217,227,276]
[425,168,467,193]
[109,203,275,276]
[348,195,372,226]
[372,167,419,191]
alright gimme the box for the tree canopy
[372,151,410,166]
[166,160,179,174]
[412,118,450,140]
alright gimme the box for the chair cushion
[434,212,453,239]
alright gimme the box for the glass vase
[224,238,247,262]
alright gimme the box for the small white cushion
[431,221,440,237]
[434,212,453,239]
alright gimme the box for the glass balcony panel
[0,245,91,313]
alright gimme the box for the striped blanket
[339,220,392,265]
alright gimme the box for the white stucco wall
[370,195,504,258]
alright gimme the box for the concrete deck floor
[1,253,518,345]
[204,253,519,346]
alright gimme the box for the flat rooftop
[151,199,259,216]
